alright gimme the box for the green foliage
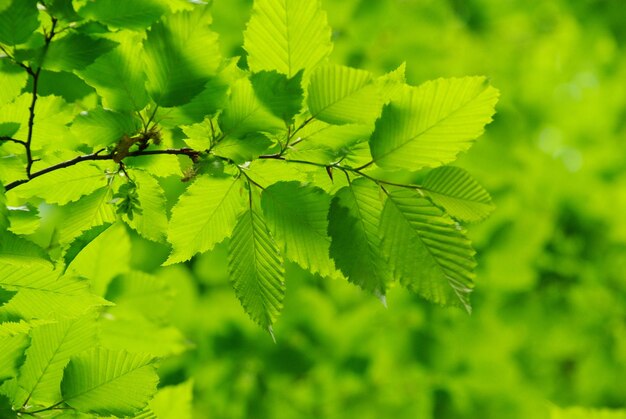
[0,0,502,416]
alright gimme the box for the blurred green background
[130,0,626,417]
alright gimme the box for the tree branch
[0,136,27,146]
[4,148,200,192]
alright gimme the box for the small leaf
[61,348,158,417]
[63,223,112,270]
[422,166,495,223]
[250,70,304,123]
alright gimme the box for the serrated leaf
[379,188,476,312]
[307,64,383,126]
[77,31,149,112]
[15,164,107,205]
[166,175,246,264]
[0,60,28,107]
[43,33,118,72]
[328,178,391,295]
[0,231,51,267]
[213,133,273,164]
[14,315,97,407]
[71,108,141,148]
[61,348,158,417]
[143,7,221,107]
[0,265,109,319]
[122,171,168,243]
[370,77,499,171]
[0,0,38,46]
[75,0,167,30]
[219,77,284,139]
[58,186,117,246]
[0,286,16,306]
[244,0,332,78]
[261,181,338,278]
[244,159,309,189]
[229,206,285,329]
[422,166,494,223]
[7,204,40,235]
[66,222,130,296]
[250,70,304,123]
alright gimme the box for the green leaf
[261,181,338,278]
[123,170,168,243]
[70,108,141,148]
[61,347,158,417]
[219,77,284,139]
[0,0,38,46]
[14,164,107,205]
[43,33,118,72]
[14,315,97,407]
[228,205,285,330]
[0,60,28,107]
[165,175,246,265]
[213,133,273,164]
[244,0,332,78]
[58,186,117,246]
[105,271,173,323]
[0,322,30,384]
[43,0,82,22]
[62,224,112,271]
[66,222,130,296]
[250,70,304,123]
[0,265,109,319]
[74,0,167,30]
[0,394,17,419]
[422,166,495,223]
[143,7,222,107]
[136,381,193,419]
[0,287,16,306]
[0,231,51,267]
[77,31,149,112]
[370,77,499,171]
[307,64,383,125]
[379,188,476,312]
[328,178,391,297]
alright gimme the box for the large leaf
[0,265,108,319]
[43,33,118,72]
[165,175,246,264]
[422,166,495,223]
[0,0,38,46]
[14,315,97,407]
[228,205,285,330]
[14,164,107,205]
[379,188,476,312]
[61,348,158,417]
[143,7,222,107]
[77,31,150,112]
[307,64,383,125]
[370,77,499,171]
[328,178,391,297]
[244,0,332,78]
[74,0,167,30]
[261,181,338,278]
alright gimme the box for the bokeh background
[126,0,626,417]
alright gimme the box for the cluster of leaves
[0,0,498,417]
